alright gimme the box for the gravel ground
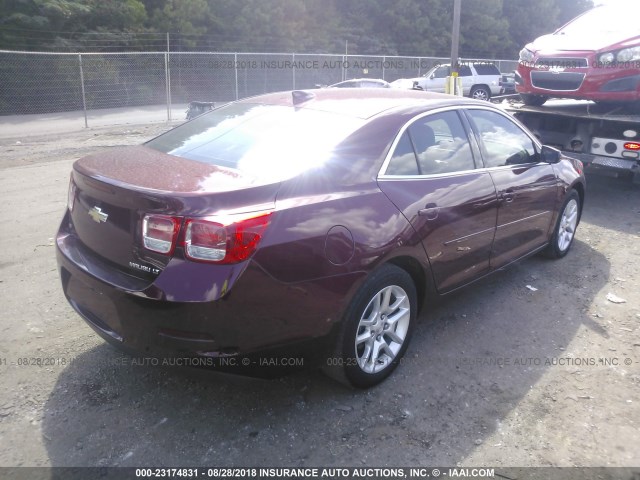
[0,123,638,471]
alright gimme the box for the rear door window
[459,65,472,77]
[386,131,420,175]
[384,110,475,176]
[473,63,500,75]
[408,111,475,175]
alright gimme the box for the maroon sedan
[516,4,640,106]
[57,89,585,387]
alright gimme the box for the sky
[592,0,627,6]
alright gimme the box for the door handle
[418,203,439,220]
[500,189,516,203]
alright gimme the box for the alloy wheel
[558,198,578,252]
[354,285,411,374]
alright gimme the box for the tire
[323,264,417,388]
[520,93,548,106]
[470,85,491,101]
[544,190,581,259]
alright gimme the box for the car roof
[236,88,485,119]
[430,62,497,67]
[335,78,388,83]
[328,78,390,88]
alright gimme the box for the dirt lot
[0,123,639,472]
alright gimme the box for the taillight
[624,142,640,150]
[184,220,227,261]
[142,214,181,255]
[574,159,584,174]
[184,211,273,264]
[67,176,77,212]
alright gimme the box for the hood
[530,32,640,54]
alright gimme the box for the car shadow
[582,173,640,234]
[42,240,609,469]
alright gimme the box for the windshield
[557,6,640,36]
[146,103,366,182]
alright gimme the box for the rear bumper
[56,215,365,375]
[489,85,502,96]
[562,151,640,175]
[583,156,640,178]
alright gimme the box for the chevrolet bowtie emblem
[88,206,108,224]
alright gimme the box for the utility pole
[166,32,172,121]
[448,0,462,95]
[344,40,349,81]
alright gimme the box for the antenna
[291,90,315,105]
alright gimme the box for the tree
[0,0,91,50]
[0,0,151,51]
[0,0,600,55]
[502,0,559,53]
[147,0,211,48]
[556,0,594,26]
[459,0,512,58]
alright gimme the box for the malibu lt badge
[129,261,160,275]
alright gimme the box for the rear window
[473,63,500,75]
[361,80,389,88]
[146,103,366,181]
[459,65,472,77]
[332,81,357,88]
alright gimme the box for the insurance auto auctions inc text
[255,467,495,478]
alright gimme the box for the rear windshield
[146,103,366,181]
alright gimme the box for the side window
[385,131,419,175]
[473,63,500,76]
[433,66,450,78]
[467,109,539,167]
[407,111,475,175]
[459,65,472,77]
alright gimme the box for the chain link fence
[0,50,518,126]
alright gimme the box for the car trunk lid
[70,146,279,277]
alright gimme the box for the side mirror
[430,74,435,79]
[541,145,561,164]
